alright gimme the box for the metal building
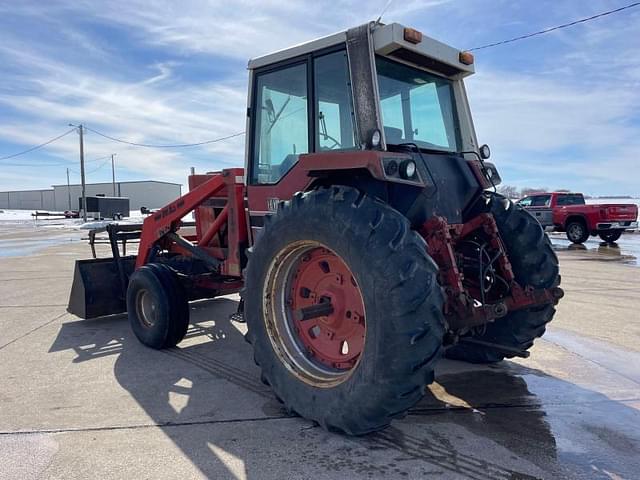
[0,189,56,211]
[0,180,181,212]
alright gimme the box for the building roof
[50,180,181,187]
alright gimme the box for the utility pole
[69,124,88,222]
[111,154,117,196]
[79,125,87,221]
[66,168,72,210]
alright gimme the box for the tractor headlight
[479,144,491,159]
[399,160,416,179]
[370,129,381,148]
[384,160,398,176]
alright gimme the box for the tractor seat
[279,154,300,177]
[384,127,404,145]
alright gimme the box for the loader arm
[136,168,247,276]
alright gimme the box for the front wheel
[244,186,445,435]
[127,263,189,349]
[598,230,623,243]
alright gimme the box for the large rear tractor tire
[446,193,560,363]
[127,263,190,349]
[244,186,445,435]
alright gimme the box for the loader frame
[136,168,247,276]
[68,168,247,319]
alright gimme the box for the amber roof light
[403,28,423,44]
[459,51,474,65]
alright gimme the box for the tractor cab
[245,22,495,232]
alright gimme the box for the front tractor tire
[127,263,190,349]
[244,186,445,435]
[446,193,560,363]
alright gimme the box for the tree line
[497,185,558,199]
[497,186,632,200]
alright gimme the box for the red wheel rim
[288,247,366,371]
[262,241,367,386]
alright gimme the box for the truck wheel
[566,220,589,244]
[598,230,623,243]
[446,193,560,363]
[244,186,445,435]
[127,263,189,349]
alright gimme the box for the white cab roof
[247,22,474,77]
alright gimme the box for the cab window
[251,62,309,184]
[314,51,356,151]
[518,197,532,207]
[376,56,459,151]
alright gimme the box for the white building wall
[3,190,54,210]
[0,192,9,209]
[53,183,117,211]
[43,190,55,210]
[118,182,181,210]
[51,181,181,211]
[2,181,181,212]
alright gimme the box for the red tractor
[68,22,563,435]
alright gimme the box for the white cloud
[0,34,247,189]
[0,0,638,197]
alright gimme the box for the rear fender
[246,150,426,241]
[564,213,588,230]
[299,150,425,187]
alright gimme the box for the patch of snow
[0,209,36,222]
[76,218,144,230]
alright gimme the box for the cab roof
[247,22,475,77]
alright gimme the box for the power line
[469,2,640,51]
[0,128,76,161]
[84,126,245,148]
[84,155,112,163]
[376,0,396,23]
[84,158,112,175]
[2,154,110,168]
[68,157,111,175]
[3,160,75,167]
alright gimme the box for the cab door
[246,47,356,242]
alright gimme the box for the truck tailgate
[601,204,638,221]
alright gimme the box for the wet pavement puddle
[549,233,639,266]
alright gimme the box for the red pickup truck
[518,192,638,244]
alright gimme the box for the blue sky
[0,0,639,196]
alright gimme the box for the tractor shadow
[49,299,640,479]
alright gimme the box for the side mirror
[483,162,502,186]
[479,144,491,159]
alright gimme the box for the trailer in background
[80,195,130,220]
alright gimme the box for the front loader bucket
[67,256,136,319]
